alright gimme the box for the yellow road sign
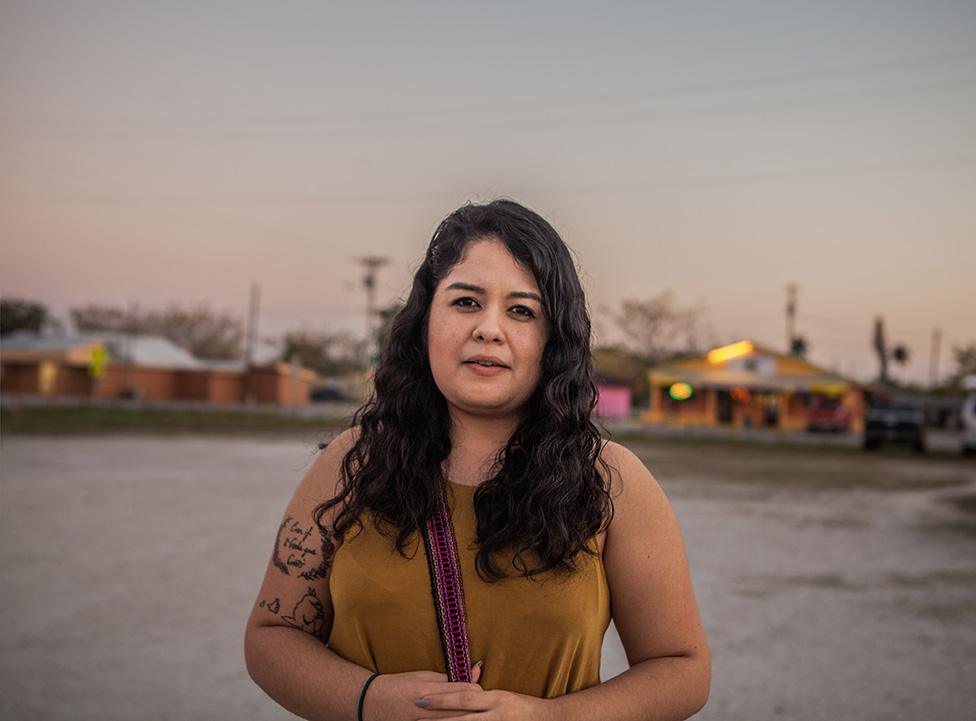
[88,344,107,378]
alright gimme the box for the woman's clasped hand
[364,662,552,721]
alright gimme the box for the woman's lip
[463,361,509,375]
[463,359,509,367]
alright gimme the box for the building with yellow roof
[644,340,864,433]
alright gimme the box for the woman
[244,199,711,721]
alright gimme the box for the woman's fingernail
[415,698,429,708]
[474,659,483,668]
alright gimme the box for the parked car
[309,382,347,402]
[806,396,851,433]
[863,401,926,452]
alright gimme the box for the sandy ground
[0,434,974,721]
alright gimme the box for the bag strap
[421,484,473,683]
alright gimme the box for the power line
[6,73,973,141]
[6,153,973,207]
[797,311,867,338]
[4,47,974,135]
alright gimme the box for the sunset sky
[1,1,973,384]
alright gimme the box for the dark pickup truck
[863,402,926,452]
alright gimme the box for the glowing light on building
[669,382,694,400]
[38,361,58,395]
[707,340,754,364]
[730,387,751,402]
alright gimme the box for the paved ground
[1,434,974,720]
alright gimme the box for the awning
[649,368,853,393]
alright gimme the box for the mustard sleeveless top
[327,480,611,698]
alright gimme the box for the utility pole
[785,283,797,353]
[929,327,942,389]
[356,256,389,368]
[243,282,260,404]
[124,299,138,399]
[873,316,888,384]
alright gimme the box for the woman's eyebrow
[444,281,542,304]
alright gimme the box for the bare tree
[952,343,976,380]
[281,329,367,375]
[614,291,709,365]
[71,302,244,360]
[71,305,131,334]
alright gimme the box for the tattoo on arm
[259,587,329,644]
[272,515,337,580]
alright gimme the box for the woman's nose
[472,306,504,343]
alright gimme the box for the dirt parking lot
[1,434,974,721]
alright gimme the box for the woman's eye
[450,298,535,319]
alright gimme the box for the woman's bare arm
[243,428,375,721]
[245,625,374,721]
[545,440,711,721]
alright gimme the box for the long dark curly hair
[313,198,614,582]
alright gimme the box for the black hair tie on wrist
[358,672,381,721]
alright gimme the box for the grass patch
[1,405,351,436]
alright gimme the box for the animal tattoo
[259,587,328,643]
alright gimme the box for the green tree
[790,335,809,359]
[872,315,910,384]
[375,301,405,362]
[1,297,63,336]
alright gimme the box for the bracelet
[358,671,381,721]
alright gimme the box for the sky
[1,0,974,385]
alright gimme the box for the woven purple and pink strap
[422,485,473,683]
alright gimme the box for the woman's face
[427,237,549,419]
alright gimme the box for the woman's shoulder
[316,426,363,470]
[597,438,674,540]
[597,438,660,500]
[324,425,362,452]
[304,427,362,507]
[590,439,667,558]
